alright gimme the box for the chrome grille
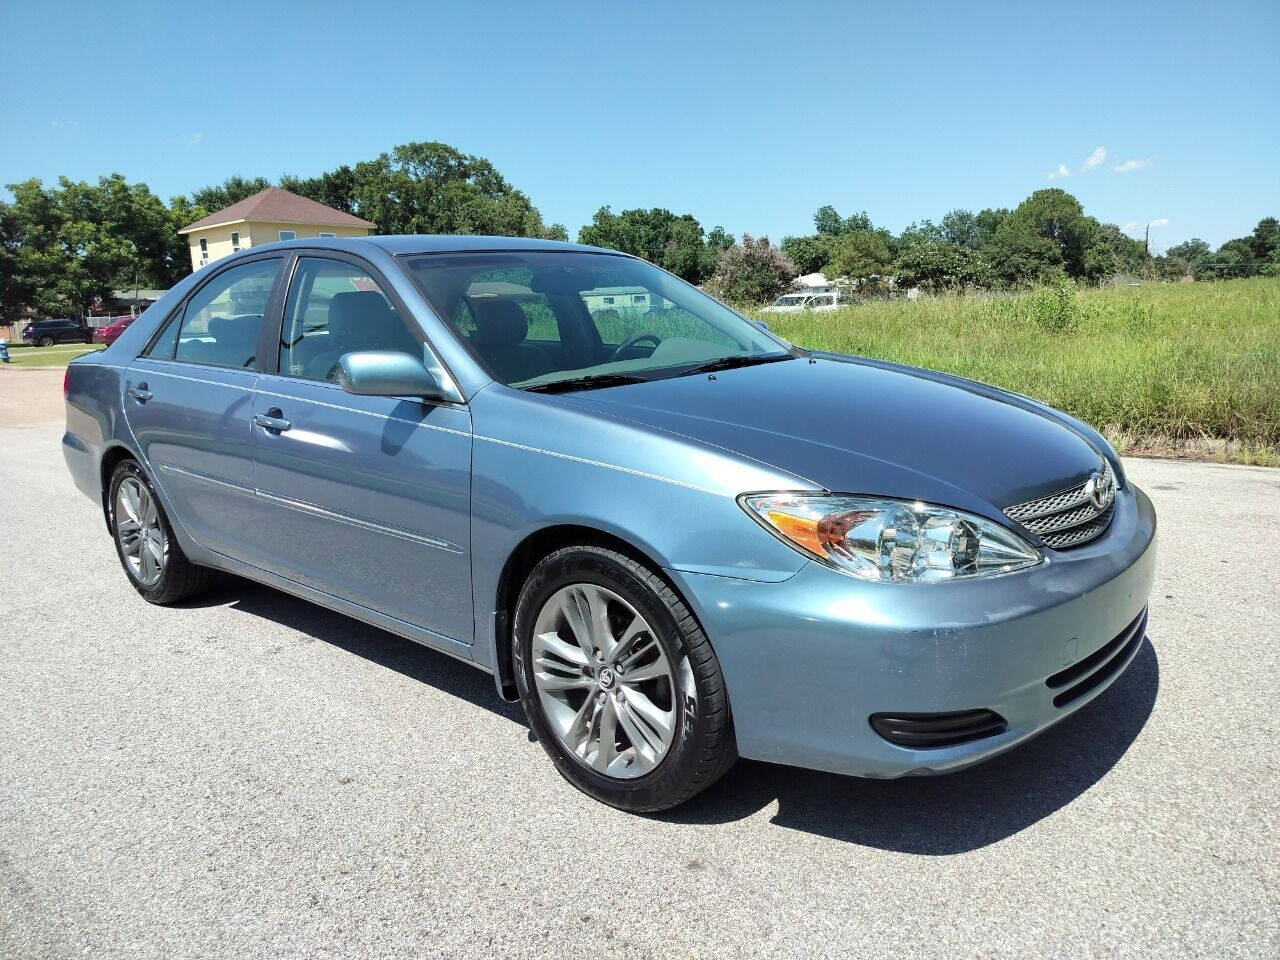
[1004,461,1116,549]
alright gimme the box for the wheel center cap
[597,667,617,690]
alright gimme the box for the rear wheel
[38,336,53,347]
[513,545,736,812]
[108,460,211,604]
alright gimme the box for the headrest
[328,291,396,338]
[472,300,529,348]
[207,314,258,341]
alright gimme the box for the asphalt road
[2,404,1278,958]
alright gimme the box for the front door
[245,255,474,649]
[125,256,283,561]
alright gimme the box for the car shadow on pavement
[661,638,1160,854]
[195,579,527,725]
[189,578,1157,854]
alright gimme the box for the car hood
[552,355,1107,515]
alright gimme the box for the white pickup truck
[761,291,842,313]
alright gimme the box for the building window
[199,237,208,266]
[603,296,615,304]
[633,294,646,303]
[278,230,296,241]
[318,232,335,238]
[230,231,240,251]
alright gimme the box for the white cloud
[1114,155,1156,173]
[1121,218,1170,237]
[50,119,77,128]
[1047,163,1071,181]
[184,132,204,146]
[1079,146,1107,172]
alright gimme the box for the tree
[1082,223,1147,282]
[1004,189,1095,279]
[1250,216,1279,261]
[577,206,719,283]
[941,209,979,249]
[897,219,945,249]
[823,230,892,287]
[985,218,1063,287]
[813,204,873,236]
[704,235,797,305]
[892,241,988,293]
[780,233,834,274]
[973,208,1009,249]
[1201,238,1257,280]
[279,166,358,214]
[1,175,185,320]
[346,141,564,239]
[1166,239,1212,278]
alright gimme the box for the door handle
[253,409,292,434]
[128,383,152,403]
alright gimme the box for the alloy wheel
[115,477,165,586]
[530,583,677,779]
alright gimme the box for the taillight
[63,368,70,397]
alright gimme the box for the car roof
[248,234,623,258]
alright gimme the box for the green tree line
[2,138,1277,320]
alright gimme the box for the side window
[171,258,280,368]
[279,258,420,382]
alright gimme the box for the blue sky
[2,0,1277,251]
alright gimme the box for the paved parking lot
[2,383,1278,958]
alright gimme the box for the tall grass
[749,277,1280,465]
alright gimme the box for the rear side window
[278,258,421,382]
[162,259,280,368]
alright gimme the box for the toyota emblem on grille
[1084,469,1114,510]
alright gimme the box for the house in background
[177,187,374,272]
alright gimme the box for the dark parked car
[23,318,93,346]
[92,316,137,346]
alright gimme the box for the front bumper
[668,484,1157,778]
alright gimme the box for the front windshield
[773,295,805,306]
[400,251,790,390]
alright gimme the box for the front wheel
[38,336,53,347]
[513,545,736,812]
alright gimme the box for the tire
[513,544,736,812]
[107,459,211,604]
[38,336,53,347]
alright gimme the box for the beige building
[177,187,375,272]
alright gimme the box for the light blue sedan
[62,236,1156,811]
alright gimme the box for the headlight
[739,493,1042,582]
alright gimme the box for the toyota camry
[62,236,1156,811]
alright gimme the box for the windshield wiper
[524,373,649,394]
[679,353,794,376]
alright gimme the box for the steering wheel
[610,331,662,363]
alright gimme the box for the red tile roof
[178,187,374,233]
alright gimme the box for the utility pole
[1144,223,1150,258]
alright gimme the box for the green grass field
[750,276,1280,465]
[1,343,104,368]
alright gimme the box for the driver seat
[472,300,552,383]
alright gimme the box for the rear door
[124,255,284,560]
[245,253,474,649]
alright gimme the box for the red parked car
[92,316,136,345]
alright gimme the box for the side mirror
[338,351,447,400]
[754,319,771,331]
